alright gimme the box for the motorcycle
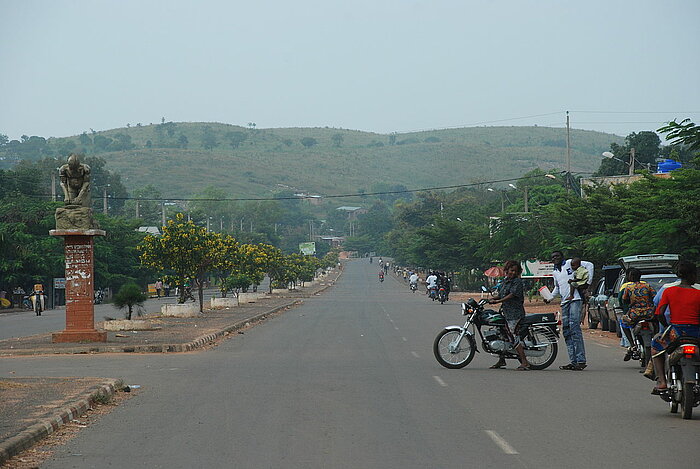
[660,339,700,419]
[94,288,105,305]
[428,286,437,301]
[437,287,448,304]
[379,274,384,283]
[410,282,417,293]
[628,319,656,369]
[433,297,559,370]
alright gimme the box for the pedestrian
[155,279,163,298]
[547,251,594,371]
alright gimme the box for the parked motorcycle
[437,287,448,304]
[660,339,700,419]
[433,297,559,370]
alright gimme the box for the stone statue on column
[55,153,99,229]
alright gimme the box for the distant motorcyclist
[378,270,385,282]
[426,272,438,296]
[437,272,451,300]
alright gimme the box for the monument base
[52,330,107,343]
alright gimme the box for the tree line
[344,121,700,288]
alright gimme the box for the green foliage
[112,283,147,320]
[300,137,318,148]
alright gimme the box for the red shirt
[656,286,700,325]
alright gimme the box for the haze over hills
[42,123,623,199]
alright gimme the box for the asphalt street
[0,260,697,468]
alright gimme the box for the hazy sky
[1,0,699,140]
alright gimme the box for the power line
[16,172,584,203]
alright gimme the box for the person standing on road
[155,279,163,298]
[548,251,594,371]
[487,260,531,371]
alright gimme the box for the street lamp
[603,150,636,176]
[487,188,505,212]
[508,183,517,190]
[545,174,557,180]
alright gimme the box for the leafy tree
[112,283,147,320]
[177,134,188,148]
[300,137,318,148]
[226,131,248,149]
[138,213,226,310]
[658,118,700,152]
[331,133,344,147]
[201,126,218,150]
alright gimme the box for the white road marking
[402,337,407,342]
[394,326,399,331]
[485,430,519,454]
[596,343,611,348]
[433,376,447,387]
[411,351,420,358]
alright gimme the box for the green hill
[43,123,622,199]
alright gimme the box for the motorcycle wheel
[587,310,598,329]
[525,326,558,370]
[681,382,694,419]
[433,329,475,369]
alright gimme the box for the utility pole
[51,173,56,202]
[103,186,108,214]
[566,111,571,192]
[135,201,139,219]
[161,202,166,227]
[629,147,636,176]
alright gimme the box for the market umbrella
[484,266,505,278]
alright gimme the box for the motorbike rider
[649,261,700,394]
[426,271,438,295]
[619,267,657,361]
[378,270,385,282]
[487,260,531,371]
[437,272,451,300]
[409,272,419,290]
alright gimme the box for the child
[567,258,590,301]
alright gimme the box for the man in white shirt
[426,272,438,294]
[548,251,594,371]
[409,272,419,286]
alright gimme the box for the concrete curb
[0,378,123,466]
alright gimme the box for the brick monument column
[50,229,107,343]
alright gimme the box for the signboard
[53,278,66,289]
[299,242,316,255]
[521,260,554,278]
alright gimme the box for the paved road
[1,260,697,468]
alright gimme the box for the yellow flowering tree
[138,213,225,311]
[235,244,268,290]
[212,234,241,298]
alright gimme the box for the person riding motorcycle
[426,272,438,296]
[437,273,451,301]
[648,261,700,394]
[409,272,419,291]
[378,270,385,282]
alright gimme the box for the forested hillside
[0,123,622,198]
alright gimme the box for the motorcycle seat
[519,313,557,326]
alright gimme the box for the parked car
[606,254,680,337]
[588,265,622,331]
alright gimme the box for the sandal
[489,360,506,369]
[516,365,531,371]
[559,363,578,370]
[651,386,668,395]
